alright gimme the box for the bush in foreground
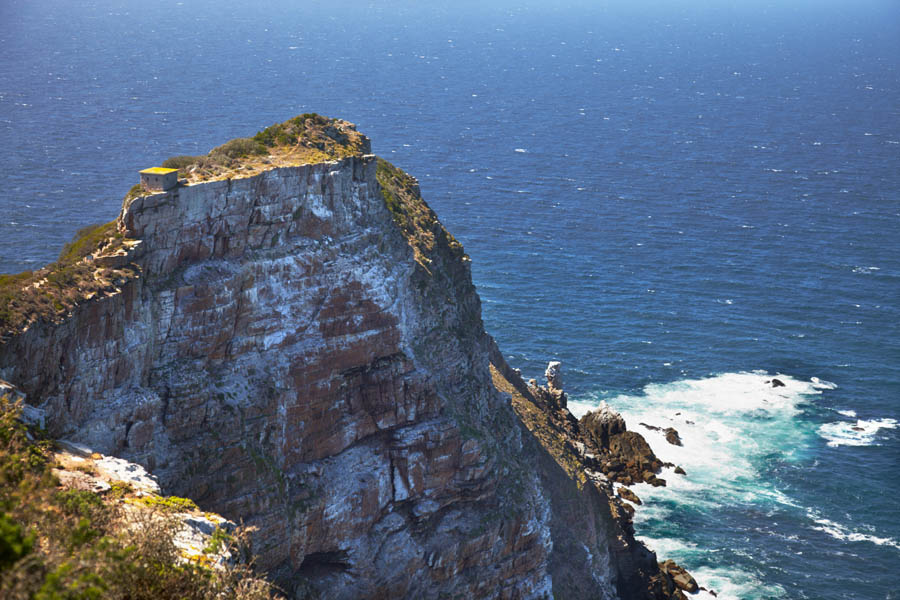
[0,394,281,600]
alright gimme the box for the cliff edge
[0,116,690,599]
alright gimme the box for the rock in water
[771,378,786,388]
[660,560,699,594]
[664,427,683,446]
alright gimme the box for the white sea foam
[688,566,786,600]
[837,409,857,417]
[635,536,787,599]
[573,372,820,501]
[572,371,830,596]
[810,376,837,390]
[514,148,527,153]
[807,510,900,550]
[817,417,897,447]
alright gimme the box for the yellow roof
[140,167,178,175]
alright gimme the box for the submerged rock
[640,422,684,446]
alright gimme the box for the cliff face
[0,122,662,599]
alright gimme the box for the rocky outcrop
[582,402,626,449]
[578,403,668,488]
[493,357,698,600]
[0,117,696,599]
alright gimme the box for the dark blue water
[2,1,898,597]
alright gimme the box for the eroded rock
[618,486,642,505]
[664,427,683,446]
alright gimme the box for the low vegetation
[375,157,466,269]
[0,221,135,339]
[0,394,280,599]
[133,494,199,513]
[156,114,369,184]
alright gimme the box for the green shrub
[34,562,106,600]
[54,490,105,520]
[107,481,133,499]
[0,400,281,599]
[161,155,202,170]
[135,494,199,513]
[203,526,233,555]
[124,183,145,202]
[57,222,121,265]
[210,138,267,159]
[0,513,34,570]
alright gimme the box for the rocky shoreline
[493,352,714,599]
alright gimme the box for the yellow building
[140,167,178,191]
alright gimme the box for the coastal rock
[660,560,699,594]
[770,378,786,388]
[581,401,627,449]
[528,360,568,409]
[544,360,563,391]
[674,466,686,475]
[609,431,662,474]
[618,486,642,505]
[0,117,702,600]
[639,422,683,447]
[664,427,683,446]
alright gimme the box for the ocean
[2,0,898,598]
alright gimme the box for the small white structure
[140,167,178,191]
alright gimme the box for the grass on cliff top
[375,157,466,270]
[0,221,138,339]
[0,393,281,600]
[146,114,369,188]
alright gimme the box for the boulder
[674,466,686,475]
[618,487,642,505]
[581,402,627,449]
[660,560,699,594]
[664,427,683,446]
[771,378,786,388]
[609,431,659,472]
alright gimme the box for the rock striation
[0,117,696,599]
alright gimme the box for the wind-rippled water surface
[2,1,898,598]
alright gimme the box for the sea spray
[570,371,832,599]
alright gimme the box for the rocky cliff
[0,116,689,599]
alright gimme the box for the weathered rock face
[582,401,627,449]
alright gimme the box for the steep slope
[0,116,681,599]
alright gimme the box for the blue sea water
[2,1,899,598]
